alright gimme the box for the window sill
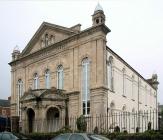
[131,99,135,101]
[122,95,126,98]
[108,88,114,93]
[83,114,91,118]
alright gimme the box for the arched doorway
[46,107,60,132]
[27,108,35,133]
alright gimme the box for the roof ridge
[43,21,77,33]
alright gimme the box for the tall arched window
[122,68,126,97]
[17,79,23,118]
[57,65,64,89]
[107,56,113,91]
[50,35,55,44]
[45,69,50,89]
[145,85,147,106]
[131,75,135,100]
[82,58,90,115]
[33,73,39,89]
[139,80,142,103]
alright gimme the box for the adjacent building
[0,98,10,117]
[9,4,159,133]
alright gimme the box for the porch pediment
[22,94,36,101]
[21,88,67,102]
[41,93,66,101]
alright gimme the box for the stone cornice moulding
[9,24,110,66]
[106,47,157,91]
[90,86,109,92]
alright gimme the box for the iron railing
[21,110,158,133]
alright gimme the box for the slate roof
[0,99,10,107]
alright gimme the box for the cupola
[92,3,105,26]
[12,45,20,61]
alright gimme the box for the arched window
[131,75,135,100]
[18,79,23,97]
[41,39,44,48]
[50,35,55,44]
[122,68,126,96]
[139,80,142,103]
[149,89,152,107]
[145,85,147,106]
[82,58,90,115]
[33,73,39,89]
[45,34,48,47]
[57,65,64,89]
[107,56,113,91]
[45,69,50,89]
[17,79,23,118]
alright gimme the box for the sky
[0,0,162,104]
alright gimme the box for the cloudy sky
[0,0,162,104]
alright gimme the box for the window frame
[82,58,90,116]
[57,65,64,90]
[17,79,23,118]
[33,73,39,89]
[45,69,50,89]
[107,56,114,91]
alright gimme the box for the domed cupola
[12,45,20,61]
[92,3,105,26]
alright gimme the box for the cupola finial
[94,2,103,13]
[92,2,105,26]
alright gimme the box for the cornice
[66,91,80,96]
[9,24,110,66]
[106,46,157,91]
[91,86,109,92]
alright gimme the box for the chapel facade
[9,4,159,133]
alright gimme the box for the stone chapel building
[9,4,159,133]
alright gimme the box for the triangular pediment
[21,93,36,101]
[40,88,67,100]
[21,88,67,102]
[21,22,77,56]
